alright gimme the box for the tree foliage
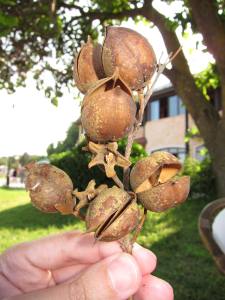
[47,121,79,155]
[1,0,225,195]
[49,138,147,189]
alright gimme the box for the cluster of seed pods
[25,26,190,243]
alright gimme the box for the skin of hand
[0,231,173,300]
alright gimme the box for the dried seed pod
[130,151,182,194]
[25,162,74,213]
[86,186,139,241]
[138,176,190,212]
[130,152,190,212]
[102,26,157,90]
[81,72,136,142]
[73,36,105,94]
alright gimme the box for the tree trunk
[211,121,225,197]
[142,5,225,196]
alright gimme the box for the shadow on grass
[146,229,225,300]
[0,203,82,229]
[138,197,224,300]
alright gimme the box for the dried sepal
[83,141,131,178]
[73,36,105,94]
[73,179,108,213]
[25,162,74,213]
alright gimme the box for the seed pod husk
[137,176,190,212]
[73,36,105,94]
[25,162,74,213]
[102,26,157,90]
[81,72,136,142]
[130,151,182,194]
[86,186,139,241]
[95,200,139,241]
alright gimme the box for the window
[146,94,186,122]
[168,95,185,117]
[149,100,160,120]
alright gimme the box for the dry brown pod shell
[130,151,190,212]
[73,36,105,94]
[137,176,190,212]
[130,151,182,194]
[81,70,137,142]
[102,26,157,90]
[86,186,139,241]
[25,162,74,213]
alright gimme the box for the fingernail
[107,253,141,299]
[133,243,157,261]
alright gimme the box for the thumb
[12,253,142,300]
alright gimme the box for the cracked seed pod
[73,36,105,94]
[130,151,182,194]
[130,152,190,211]
[137,176,190,212]
[102,26,157,90]
[86,186,139,241]
[25,162,74,213]
[81,72,136,142]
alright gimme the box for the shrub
[49,139,147,190]
[182,156,216,200]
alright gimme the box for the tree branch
[188,0,225,117]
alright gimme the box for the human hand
[0,231,173,300]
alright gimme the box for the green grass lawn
[0,187,224,299]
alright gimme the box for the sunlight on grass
[0,187,224,300]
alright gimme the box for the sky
[0,0,214,157]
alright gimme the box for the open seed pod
[137,176,190,212]
[73,36,105,94]
[86,186,139,241]
[102,26,157,90]
[25,162,74,213]
[130,151,190,211]
[130,151,182,193]
[81,71,136,142]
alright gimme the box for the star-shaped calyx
[83,141,131,178]
[73,179,107,215]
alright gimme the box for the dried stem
[97,165,124,189]
[112,174,124,189]
[123,47,182,190]
[132,208,148,244]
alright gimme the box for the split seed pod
[25,162,74,213]
[86,186,139,241]
[81,71,137,142]
[130,151,190,212]
[73,36,105,94]
[102,26,157,90]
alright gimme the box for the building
[135,83,221,161]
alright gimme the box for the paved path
[0,178,25,188]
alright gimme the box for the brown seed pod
[102,26,157,90]
[81,72,136,142]
[137,176,190,212]
[73,36,105,94]
[130,151,182,194]
[86,186,139,241]
[25,162,74,213]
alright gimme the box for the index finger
[4,231,122,270]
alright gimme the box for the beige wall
[144,115,186,153]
